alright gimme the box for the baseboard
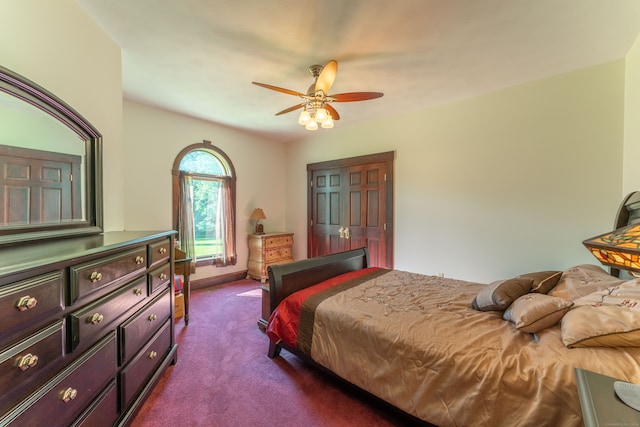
[191,270,250,290]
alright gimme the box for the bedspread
[266,268,640,427]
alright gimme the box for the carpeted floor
[130,280,420,427]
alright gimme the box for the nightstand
[246,232,294,283]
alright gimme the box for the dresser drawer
[148,240,171,268]
[264,247,292,262]
[119,290,171,365]
[0,321,65,414]
[69,247,147,305]
[147,263,171,295]
[0,271,64,344]
[1,332,117,427]
[264,235,293,248]
[69,277,147,352]
[120,320,171,408]
[71,380,118,427]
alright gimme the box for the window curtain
[214,177,237,267]
[178,173,196,271]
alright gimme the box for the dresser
[0,230,177,427]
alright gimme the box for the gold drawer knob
[17,353,39,371]
[148,314,157,322]
[134,288,144,296]
[61,387,78,403]
[159,247,167,255]
[89,271,102,283]
[16,295,38,311]
[88,313,104,325]
[159,273,167,280]
[148,351,158,359]
[135,256,145,265]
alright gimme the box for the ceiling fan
[252,60,383,130]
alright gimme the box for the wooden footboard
[266,247,369,357]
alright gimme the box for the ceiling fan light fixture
[314,107,329,123]
[298,109,312,125]
[305,120,318,131]
[321,116,334,128]
[253,60,383,131]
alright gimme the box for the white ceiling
[77,0,640,143]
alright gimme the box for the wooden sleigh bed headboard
[267,247,370,315]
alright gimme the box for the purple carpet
[130,280,421,426]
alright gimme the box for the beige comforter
[305,269,640,427]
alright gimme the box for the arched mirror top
[0,65,103,246]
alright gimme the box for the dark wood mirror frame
[0,65,103,245]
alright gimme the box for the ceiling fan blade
[315,60,338,94]
[252,82,305,97]
[332,92,384,102]
[325,104,340,120]
[275,103,305,116]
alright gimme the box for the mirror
[0,65,102,245]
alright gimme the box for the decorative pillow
[471,277,533,311]
[547,264,624,301]
[573,278,640,309]
[561,305,640,348]
[503,293,573,333]
[516,271,562,294]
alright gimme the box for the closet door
[308,152,393,268]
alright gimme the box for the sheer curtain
[214,177,237,266]
[179,172,236,268]
[178,173,196,267]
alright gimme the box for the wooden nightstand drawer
[264,235,293,248]
[120,320,171,408]
[265,247,292,262]
[1,332,117,427]
[0,271,64,345]
[70,248,147,305]
[119,290,171,365]
[147,240,170,268]
[147,263,171,295]
[69,277,147,353]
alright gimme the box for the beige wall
[624,34,640,195]
[286,61,625,282]
[123,100,286,279]
[3,1,634,284]
[1,0,124,232]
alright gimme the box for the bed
[265,192,640,427]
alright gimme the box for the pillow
[503,293,573,333]
[516,270,562,294]
[561,305,640,348]
[471,277,533,311]
[547,264,624,301]
[573,278,640,309]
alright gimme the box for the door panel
[308,152,393,268]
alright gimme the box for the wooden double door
[307,151,394,268]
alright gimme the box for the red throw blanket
[266,267,387,354]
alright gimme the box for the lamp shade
[583,223,640,273]
[250,208,266,221]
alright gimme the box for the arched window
[172,141,237,267]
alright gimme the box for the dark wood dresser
[0,230,177,426]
